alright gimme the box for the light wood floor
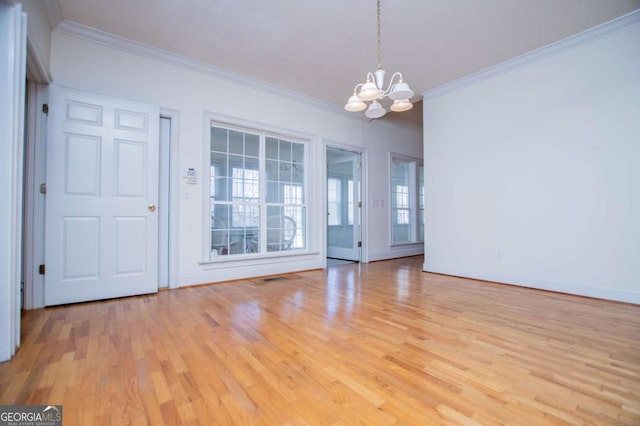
[1,257,639,425]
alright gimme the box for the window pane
[211,152,228,178]
[228,130,243,155]
[419,164,425,243]
[284,205,305,249]
[391,157,414,244]
[228,154,243,171]
[348,179,354,225]
[266,137,278,159]
[266,181,280,203]
[419,165,425,209]
[245,133,259,157]
[292,162,304,184]
[279,161,292,182]
[265,159,278,182]
[292,143,304,163]
[279,141,292,161]
[328,178,341,226]
[213,178,230,201]
[211,127,227,152]
[212,205,231,255]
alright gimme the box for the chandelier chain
[376,0,382,70]
[344,0,413,117]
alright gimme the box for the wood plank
[1,257,639,424]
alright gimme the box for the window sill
[390,242,424,248]
[199,250,320,269]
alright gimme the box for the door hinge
[40,183,46,194]
[42,103,49,114]
[39,264,45,275]
[357,201,362,208]
[357,241,362,247]
[357,162,362,169]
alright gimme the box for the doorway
[326,147,362,262]
[21,88,180,308]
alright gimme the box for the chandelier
[344,0,414,119]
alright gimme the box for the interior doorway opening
[326,147,363,264]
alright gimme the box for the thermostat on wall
[183,167,197,185]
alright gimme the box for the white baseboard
[181,256,323,287]
[369,246,424,262]
[423,263,640,305]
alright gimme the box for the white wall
[422,15,640,303]
[366,108,424,261]
[49,30,422,287]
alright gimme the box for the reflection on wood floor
[1,256,639,424]
[326,257,357,267]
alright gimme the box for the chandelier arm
[366,72,376,84]
[380,72,404,96]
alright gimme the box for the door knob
[148,204,156,212]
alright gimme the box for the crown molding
[423,9,640,100]
[26,38,52,83]
[43,0,63,30]
[54,20,364,121]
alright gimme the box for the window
[328,177,356,226]
[419,165,425,242]
[210,125,306,258]
[347,179,354,225]
[391,155,424,244]
[327,178,341,226]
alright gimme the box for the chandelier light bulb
[365,101,386,119]
[389,81,414,101]
[357,79,381,101]
[390,99,413,112]
[344,95,367,112]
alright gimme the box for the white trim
[200,250,320,267]
[423,263,640,305]
[423,9,640,100]
[54,20,363,120]
[369,246,423,262]
[159,109,181,290]
[205,111,316,143]
[186,253,322,285]
[26,38,52,83]
[389,153,424,246]
[0,1,26,361]
[43,0,63,30]
[201,111,316,266]
[323,140,369,263]
[23,82,48,309]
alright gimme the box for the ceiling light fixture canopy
[345,0,414,119]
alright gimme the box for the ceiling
[54,0,640,110]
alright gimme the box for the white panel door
[45,87,160,305]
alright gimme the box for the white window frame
[202,114,311,262]
[390,154,424,245]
